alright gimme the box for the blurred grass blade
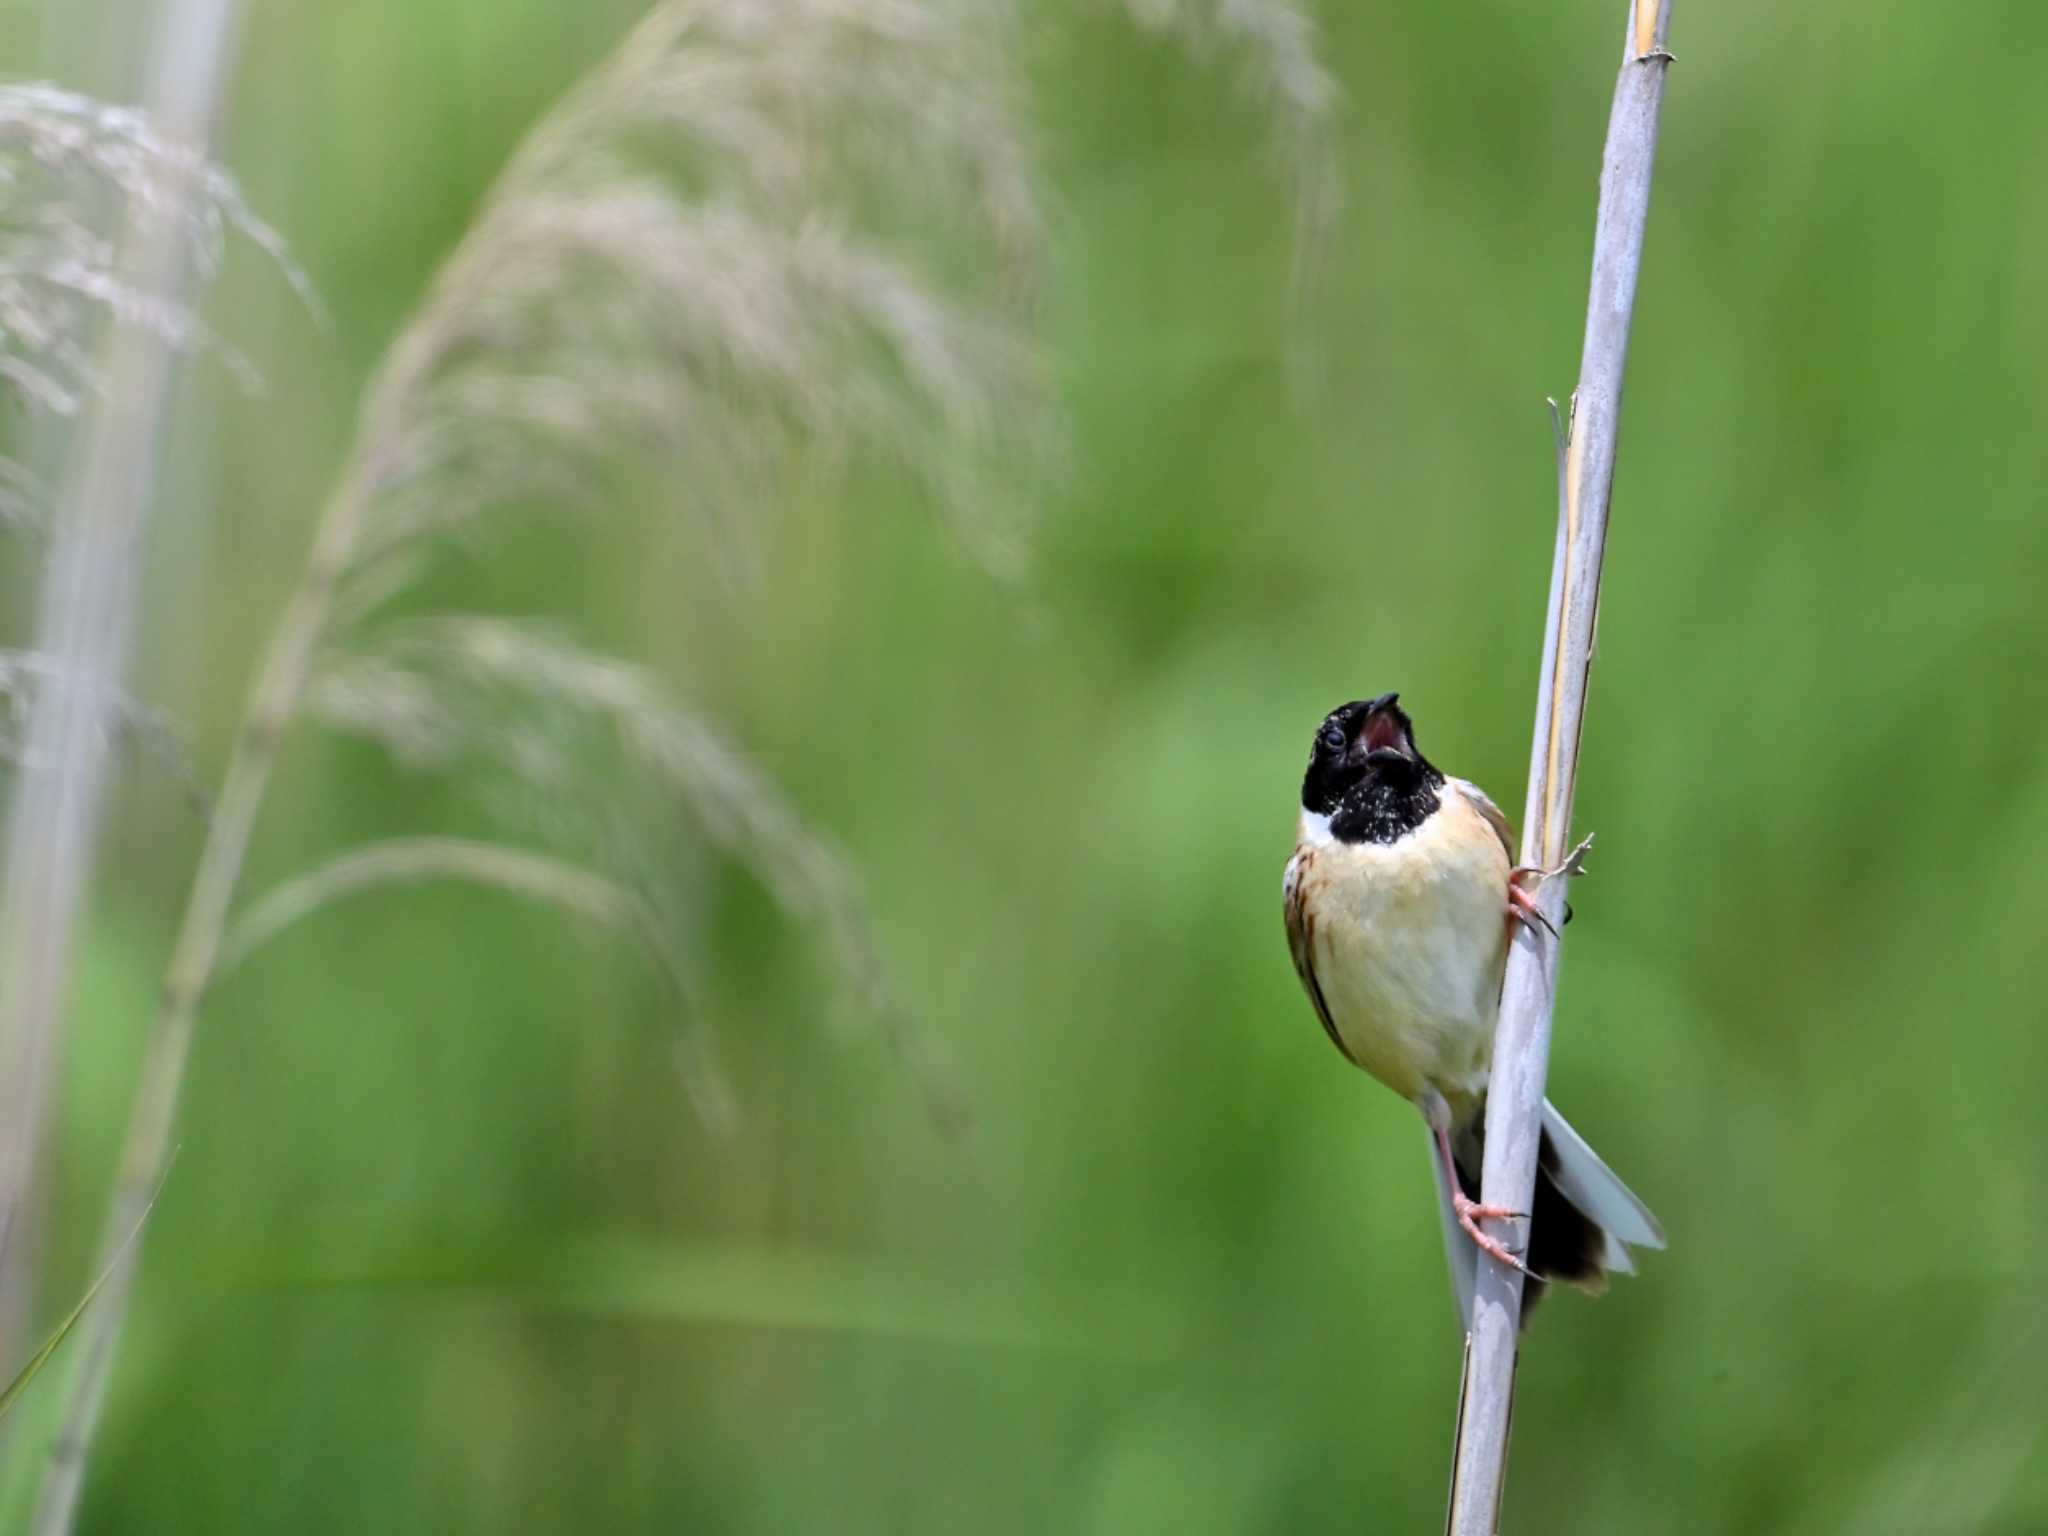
[224,1228,1198,1364]
[0,1153,172,1424]
[219,836,740,1137]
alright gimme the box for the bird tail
[1433,1100,1664,1330]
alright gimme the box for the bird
[1281,692,1663,1324]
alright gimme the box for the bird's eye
[1319,724,1346,752]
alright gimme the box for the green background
[5,0,2046,1530]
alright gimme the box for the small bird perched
[1282,693,1662,1323]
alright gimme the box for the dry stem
[1443,2,1675,1531]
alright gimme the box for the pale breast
[1297,788,1510,1103]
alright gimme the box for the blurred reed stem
[1444,2,1675,1531]
[0,0,244,1375]
[26,467,358,1536]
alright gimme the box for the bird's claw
[1507,833,1594,937]
[1453,1192,1534,1276]
[1507,883,1558,938]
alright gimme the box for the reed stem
[1444,3,1675,1530]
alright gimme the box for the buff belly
[1303,795,1511,1104]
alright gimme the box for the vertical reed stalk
[1444,3,1674,1531]
[0,0,245,1359]
[27,467,358,1533]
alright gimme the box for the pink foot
[1506,882,1557,938]
[1453,1191,1535,1276]
[1429,1104,1535,1277]
[1506,834,1594,938]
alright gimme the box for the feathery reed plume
[0,650,209,817]
[311,618,895,1022]
[1120,0,1340,281]
[32,2,1341,1523]
[344,0,1051,591]
[307,616,935,1125]
[0,80,314,433]
[32,1,1049,1522]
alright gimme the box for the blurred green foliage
[4,0,2047,1530]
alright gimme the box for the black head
[1300,692,1445,844]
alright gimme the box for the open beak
[1356,693,1416,765]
